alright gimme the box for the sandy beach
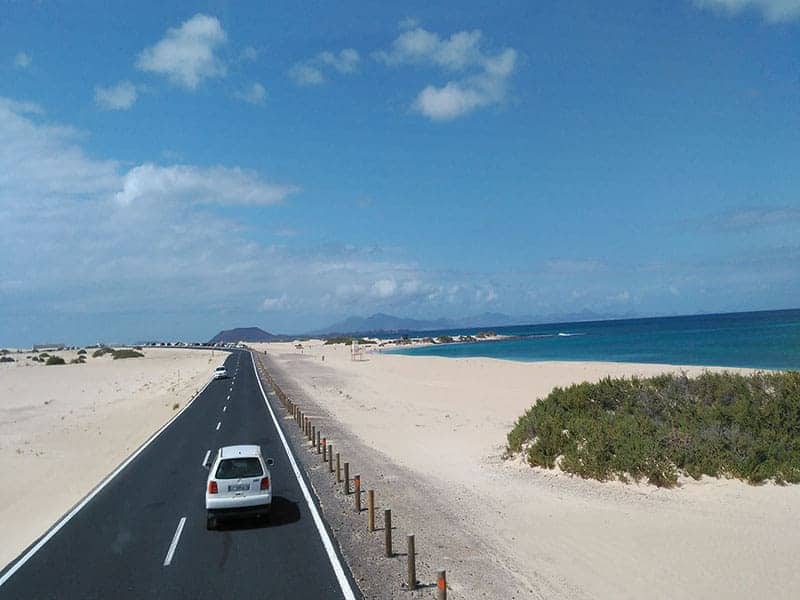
[254,340,800,599]
[0,347,222,570]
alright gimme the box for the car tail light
[260,476,270,490]
[208,480,218,494]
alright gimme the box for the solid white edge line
[249,351,357,600]
[162,517,187,567]
[216,421,221,431]
[0,372,218,587]
[202,450,211,467]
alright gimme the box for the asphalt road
[0,349,359,599]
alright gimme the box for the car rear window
[215,457,263,479]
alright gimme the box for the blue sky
[1,0,799,345]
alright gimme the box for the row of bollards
[254,352,447,599]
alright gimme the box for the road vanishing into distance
[0,349,359,599]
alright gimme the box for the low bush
[112,349,144,360]
[436,335,454,344]
[92,347,115,358]
[507,371,800,487]
[77,349,87,355]
[45,356,66,365]
[0,356,14,363]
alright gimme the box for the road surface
[0,349,359,599]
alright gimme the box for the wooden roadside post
[316,431,321,454]
[336,453,341,482]
[311,425,316,445]
[407,535,416,591]
[343,462,350,494]
[328,445,334,472]
[384,509,392,557]
[354,475,361,512]
[436,569,447,600]
[322,437,327,461]
[368,490,375,531]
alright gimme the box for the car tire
[206,514,217,530]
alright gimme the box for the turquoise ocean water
[390,309,800,371]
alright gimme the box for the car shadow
[215,496,300,531]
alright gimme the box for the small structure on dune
[351,339,365,361]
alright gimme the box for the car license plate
[228,483,249,492]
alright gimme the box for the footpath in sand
[255,340,800,600]
[0,347,222,570]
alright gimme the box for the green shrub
[77,349,87,355]
[92,347,115,358]
[0,356,14,363]
[111,349,144,360]
[436,335,454,344]
[45,356,66,365]
[507,371,800,487]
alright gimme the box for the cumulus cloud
[234,82,266,105]
[13,52,31,68]
[693,0,800,22]
[289,48,360,86]
[262,294,289,311]
[94,81,138,110]
[376,26,517,120]
[115,163,299,206]
[136,14,227,89]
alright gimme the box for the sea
[390,309,800,371]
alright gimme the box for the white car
[205,445,274,530]
[213,366,227,379]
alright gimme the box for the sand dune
[254,340,800,599]
[0,347,223,569]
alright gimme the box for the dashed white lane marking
[163,517,187,567]
[223,405,227,412]
[202,450,211,467]
[226,395,230,401]
[0,375,215,589]
[216,421,221,431]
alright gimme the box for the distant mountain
[314,313,452,335]
[208,327,285,343]
[314,310,635,337]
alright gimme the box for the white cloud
[319,49,360,73]
[289,48,360,85]
[262,294,289,311]
[13,52,31,69]
[377,26,517,120]
[115,163,299,206]
[371,278,398,299]
[234,82,266,105]
[94,81,138,110]
[136,14,227,89]
[693,0,800,21]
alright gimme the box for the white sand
[255,340,800,599]
[0,347,223,569]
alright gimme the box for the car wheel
[206,514,217,530]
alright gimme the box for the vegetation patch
[45,356,66,365]
[0,356,15,363]
[92,347,115,358]
[77,349,87,355]
[507,371,800,487]
[436,335,454,344]
[111,349,144,360]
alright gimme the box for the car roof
[218,444,262,458]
